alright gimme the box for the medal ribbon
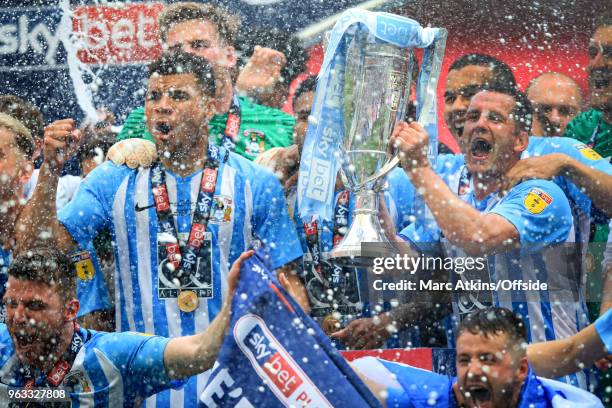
[23,322,87,388]
[457,165,471,197]
[303,190,350,285]
[332,190,350,247]
[221,95,241,152]
[151,144,228,286]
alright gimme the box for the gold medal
[322,314,341,335]
[177,290,199,313]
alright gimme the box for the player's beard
[158,121,208,164]
[12,323,65,371]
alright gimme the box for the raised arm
[528,310,611,378]
[504,153,612,217]
[390,122,519,256]
[15,119,79,254]
[163,250,254,379]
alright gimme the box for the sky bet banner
[0,0,397,124]
[0,1,164,124]
[199,247,382,407]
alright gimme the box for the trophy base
[327,190,397,267]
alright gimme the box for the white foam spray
[57,0,99,123]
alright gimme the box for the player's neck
[160,135,209,178]
[472,173,501,201]
[37,322,75,373]
[216,91,233,114]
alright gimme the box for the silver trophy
[328,38,416,264]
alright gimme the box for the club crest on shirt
[243,129,266,156]
[211,195,233,224]
[71,251,95,281]
[523,188,553,214]
[63,370,92,393]
[574,143,602,160]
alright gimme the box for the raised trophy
[328,38,416,264]
[299,10,446,266]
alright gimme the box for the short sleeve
[59,162,130,246]
[527,136,611,215]
[251,170,303,269]
[96,332,177,400]
[386,167,415,231]
[126,335,177,396]
[551,137,611,173]
[75,243,112,317]
[490,179,572,249]
[595,309,612,352]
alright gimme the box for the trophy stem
[327,190,396,266]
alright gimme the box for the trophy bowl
[328,40,416,265]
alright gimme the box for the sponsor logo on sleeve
[71,251,95,281]
[523,188,553,214]
[574,143,603,160]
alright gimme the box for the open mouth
[544,123,562,136]
[14,330,35,348]
[155,122,173,135]
[470,138,492,160]
[466,385,492,407]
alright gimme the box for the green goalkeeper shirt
[117,96,295,161]
[564,108,611,160]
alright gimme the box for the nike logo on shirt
[135,203,155,212]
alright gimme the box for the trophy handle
[359,29,447,188]
[361,155,400,188]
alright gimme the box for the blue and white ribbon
[298,9,446,222]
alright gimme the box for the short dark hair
[148,51,216,97]
[8,247,76,300]
[237,28,307,87]
[293,76,317,109]
[449,54,516,89]
[482,83,533,133]
[76,126,116,163]
[159,2,240,46]
[457,307,527,353]
[0,95,44,141]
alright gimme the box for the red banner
[73,2,164,65]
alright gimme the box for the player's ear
[64,298,80,322]
[516,355,529,382]
[200,96,216,123]
[17,158,33,185]
[514,129,529,154]
[222,46,237,68]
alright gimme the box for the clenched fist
[388,121,430,171]
[236,46,287,95]
[106,138,157,169]
[44,119,81,174]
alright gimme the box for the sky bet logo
[0,3,163,69]
[234,314,332,407]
